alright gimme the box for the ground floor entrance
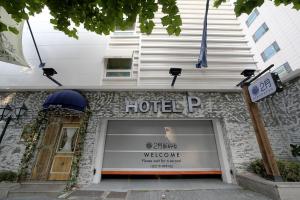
[93,119,231,183]
[31,116,81,181]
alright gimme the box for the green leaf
[8,26,19,34]
[0,21,8,32]
[166,25,175,35]
[174,27,181,36]
[293,0,300,10]
[161,16,171,26]
[214,0,227,7]
[1,0,182,38]
[173,15,182,26]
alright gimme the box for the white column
[213,120,232,184]
[93,119,108,184]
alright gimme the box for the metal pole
[0,116,12,144]
[26,20,45,67]
[171,76,178,86]
[46,75,62,86]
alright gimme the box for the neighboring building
[0,0,299,187]
[238,1,300,77]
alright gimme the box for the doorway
[31,116,80,181]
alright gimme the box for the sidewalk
[1,179,272,200]
[3,188,272,200]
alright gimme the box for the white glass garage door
[102,120,221,175]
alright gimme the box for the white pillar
[213,120,232,184]
[93,119,108,184]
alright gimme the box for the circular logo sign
[146,142,153,149]
[251,85,259,95]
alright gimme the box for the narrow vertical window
[252,23,269,42]
[246,8,259,27]
[261,42,280,62]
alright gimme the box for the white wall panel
[0,8,108,88]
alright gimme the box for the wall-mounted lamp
[241,69,255,78]
[43,68,57,76]
[0,105,12,121]
[236,69,256,87]
[42,68,62,86]
[26,19,62,87]
[15,104,28,119]
[169,68,182,87]
[0,103,28,144]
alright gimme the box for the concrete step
[105,191,128,200]
[13,182,65,192]
[67,190,106,200]
[7,192,61,199]
[0,183,21,199]
[7,181,66,199]
[67,191,128,200]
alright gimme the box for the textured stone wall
[0,83,298,184]
[0,92,48,172]
[259,76,300,159]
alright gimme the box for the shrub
[249,159,300,182]
[0,171,18,182]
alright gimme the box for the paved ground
[82,179,240,191]
[128,189,272,200]
[1,179,272,200]
[2,189,272,200]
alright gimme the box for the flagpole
[196,0,210,68]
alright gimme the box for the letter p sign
[187,96,201,112]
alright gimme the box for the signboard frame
[248,72,277,102]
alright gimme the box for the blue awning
[43,90,87,112]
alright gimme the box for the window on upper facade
[252,23,269,42]
[105,58,132,78]
[246,8,259,27]
[261,42,280,62]
[273,62,292,77]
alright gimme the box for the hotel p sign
[249,72,277,102]
[125,96,200,113]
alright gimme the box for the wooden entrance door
[31,117,62,180]
[31,116,80,181]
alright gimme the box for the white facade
[0,9,109,89]
[0,0,256,90]
[238,1,300,75]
